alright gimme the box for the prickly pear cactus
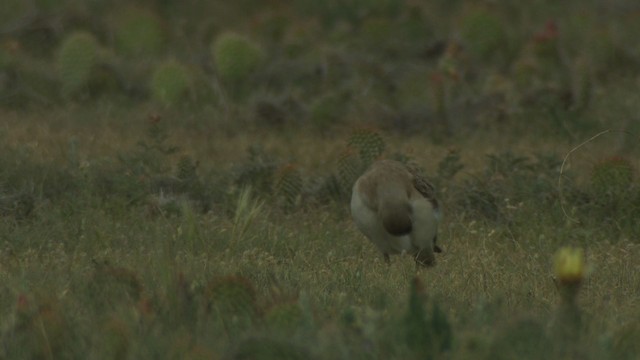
[212,32,264,84]
[347,128,385,167]
[274,164,303,210]
[151,60,191,106]
[337,148,363,195]
[56,31,99,96]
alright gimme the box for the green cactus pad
[274,164,303,210]
[56,31,99,96]
[150,60,191,105]
[212,32,264,84]
[347,128,386,167]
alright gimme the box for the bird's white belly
[351,189,415,255]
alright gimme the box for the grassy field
[2,1,640,359]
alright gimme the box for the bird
[350,160,442,266]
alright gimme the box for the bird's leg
[384,253,391,264]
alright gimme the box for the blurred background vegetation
[0,0,639,139]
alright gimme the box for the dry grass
[1,107,638,358]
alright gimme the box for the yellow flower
[553,247,585,284]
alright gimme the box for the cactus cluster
[347,128,386,167]
[56,31,100,96]
[333,128,387,196]
[274,164,303,210]
[336,148,363,195]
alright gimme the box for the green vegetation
[1,0,640,358]
[212,32,265,98]
[112,6,165,58]
[56,31,100,96]
[150,60,191,106]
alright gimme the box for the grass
[0,106,639,359]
